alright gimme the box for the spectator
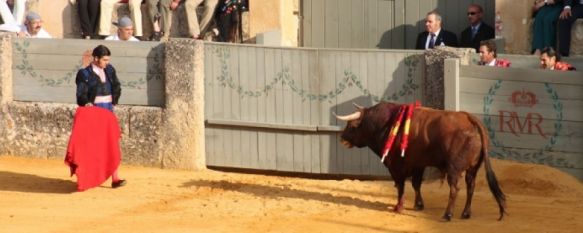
[146,0,170,41]
[532,0,563,55]
[68,44,126,191]
[460,4,495,52]
[105,16,139,41]
[415,11,458,50]
[558,0,583,57]
[540,47,576,70]
[184,0,218,39]
[17,12,51,38]
[478,40,510,67]
[98,0,143,39]
[74,0,102,39]
[216,0,248,42]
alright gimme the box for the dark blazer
[460,22,495,52]
[415,29,459,49]
[564,0,582,7]
[75,64,122,107]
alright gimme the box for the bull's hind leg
[461,167,479,219]
[412,167,425,210]
[443,171,461,221]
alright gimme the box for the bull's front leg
[393,179,406,213]
[412,168,425,210]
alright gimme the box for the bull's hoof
[414,203,424,211]
[461,212,471,219]
[442,213,453,221]
[393,205,404,213]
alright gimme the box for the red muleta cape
[65,107,121,191]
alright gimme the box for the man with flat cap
[105,16,140,41]
[18,11,51,38]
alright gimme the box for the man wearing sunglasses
[460,4,494,52]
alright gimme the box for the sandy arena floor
[1,156,582,233]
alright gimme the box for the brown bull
[336,102,506,221]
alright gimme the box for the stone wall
[0,34,206,170]
[423,46,473,109]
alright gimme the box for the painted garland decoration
[483,80,566,166]
[14,40,161,89]
[212,46,420,103]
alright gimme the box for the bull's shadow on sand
[182,179,425,215]
[0,171,76,194]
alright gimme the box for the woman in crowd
[531,0,563,55]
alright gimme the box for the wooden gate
[204,42,425,175]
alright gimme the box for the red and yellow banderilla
[380,101,420,163]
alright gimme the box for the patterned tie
[429,33,435,49]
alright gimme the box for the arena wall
[445,58,583,179]
[0,35,206,170]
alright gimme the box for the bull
[335,102,506,221]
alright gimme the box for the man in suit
[415,11,458,50]
[460,4,495,52]
[558,0,583,57]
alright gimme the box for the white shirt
[19,25,52,38]
[105,34,140,42]
[425,29,441,49]
[91,63,112,103]
[486,59,497,67]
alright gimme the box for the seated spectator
[17,12,51,38]
[558,0,583,57]
[184,0,219,39]
[460,4,495,52]
[415,11,458,49]
[478,40,510,67]
[540,47,576,70]
[532,0,563,55]
[0,0,26,32]
[99,0,143,39]
[105,16,139,41]
[73,0,101,39]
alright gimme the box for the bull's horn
[352,102,364,110]
[334,111,362,121]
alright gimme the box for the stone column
[423,46,473,110]
[160,39,206,170]
[0,34,12,104]
[0,33,14,154]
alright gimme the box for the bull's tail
[468,114,506,220]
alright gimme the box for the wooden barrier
[11,38,165,106]
[445,58,583,179]
[204,42,425,175]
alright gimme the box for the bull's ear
[352,102,364,110]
